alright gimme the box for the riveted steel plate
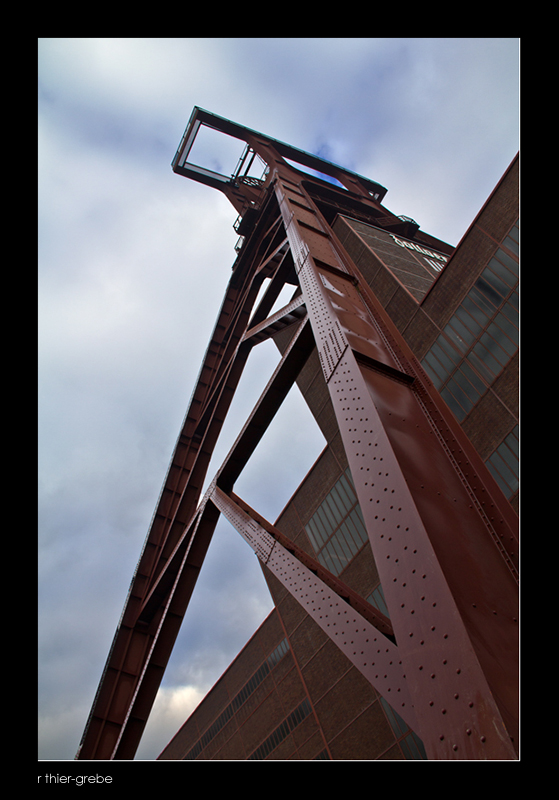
[274,176,517,758]
[297,258,348,381]
[327,351,517,759]
[212,486,418,731]
[211,487,275,564]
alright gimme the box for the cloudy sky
[38,37,519,763]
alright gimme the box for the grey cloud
[38,37,519,761]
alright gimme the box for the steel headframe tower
[77,108,519,761]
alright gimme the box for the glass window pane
[486,456,518,498]
[453,365,483,404]
[316,505,334,537]
[437,334,463,365]
[482,265,510,300]
[455,305,481,337]
[349,508,368,545]
[354,503,365,527]
[446,317,475,351]
[470,284,497,319]
[423,351,447,386]
[340,519,361,555]
[318,549,338,575]
[507,426,519,457]
[461,295,488,329]
[500,296,519,329]
[369,585,390,618]
[431,341,457,374]
[422,357,443,387]
[402,732,428,760]
[330,528,352,561]
[321,499,338,531]
[306,518,326,549]
[380,697,409,737]
[447,377,474,414]
[467,347,498,383]
[441,385,467,421]
[499,443,519,477]
[473,336,506,374]
[488,254,517,289]
[325,540,346,574]
[336,476,355,513]
[486,321,517,358]
[476,275,502,310]
[494,311,519,349]
[313,516,330,547]
[503,230,519,257]
[330,533,351,563]
[459,360,487,396]
[443,325,468,356]
[324,491,344,527]
[495,246,519,275]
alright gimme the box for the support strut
[78,109,518,761]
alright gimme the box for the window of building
[247,698,311,760]
[367,584,390,618]
[379,697,427,760]
[305,468,368,576]
[183,638,291,760]
[421,219,519,424]
[486,425,519,500]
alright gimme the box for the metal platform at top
[171,107,388,211]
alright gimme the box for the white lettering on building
[424,258,444,272]
[389,233,448,263]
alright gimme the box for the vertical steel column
[274,173,518,760]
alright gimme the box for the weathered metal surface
[78,110,518,761]
[274,174,518,760]
[210,486,417,732]
[77,195,286,759]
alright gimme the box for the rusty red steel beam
[76,200,290,760]
[77,113,391,760]
[139,312,315,625]
[210,486,418,730]
[76,245,313,759]
[108,310,314,758]
[79,111,518,761]
[222,489,395,642]
[106,498,222,760]
[273,169,519,760]
[76,291,247,757]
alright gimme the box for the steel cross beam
[76,195,298,760]
[210,486,417,729]
[79,112,518,761]
[272,172,519,760]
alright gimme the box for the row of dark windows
[422,234,518,413]
[183,638,290,760]
[379,697,427,760]
[247,698,312,760]
[245,693,426,760]
[486,424,519,499]
[368,584,390,619]
[305,468,368,576]
[421,220,519,497]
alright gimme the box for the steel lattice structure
[77,109,518,761]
